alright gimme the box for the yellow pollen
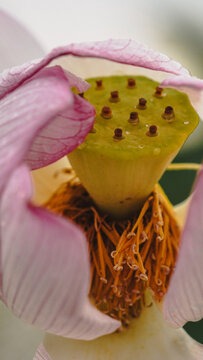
[45,172,181,327]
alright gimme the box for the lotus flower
[0,10,203,360]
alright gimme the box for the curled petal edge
[0,38,190,100]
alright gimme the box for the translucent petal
[0,165,120,339]
[0,39,189,100]
[164,167,203,327]
[0,65,94,192]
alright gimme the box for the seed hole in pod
[96,79,103,89]
[137,98,147,109]
[128,111,139,125]
[162,106,175,122]
[110,90,120,102]
[127,78,136,89]
[113,128,125,140]
[154,86,164,97]
[146,125,158,137]
[101,106,112,119]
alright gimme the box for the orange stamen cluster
[45,173,181,327]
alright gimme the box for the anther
[111,285,118,294]
[127,232,136,239]
[113,264,123,271]
[162,106,175,122]
[129,264,138,271]
[100,277,108,284]
[127,78,136,89]
[96,79,103,89]
[132,244,137,254]
[128,112,139,125]
[110,90,120,102]
[111,250,117,258]
[101,106,112,119]
[154,86,163,97]
[151,253,156,261]
[132,289,140,295]
[161,265,170,275]
[139,273,148,281]
[137,98,147,109]
[140,231,147,242]
[146,125,158,137]
[156,279,162,286]
[113,128,125,140]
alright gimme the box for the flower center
[45,173,180,328]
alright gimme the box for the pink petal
[161,75,203,118]
[190,340,203,360]
[164,167,203,327]
[0,10,44,71]
[26,91,95,170]
[0,39,189,100]
[0,165,120,339]
[0,65,94,191]
[34,344,52,360]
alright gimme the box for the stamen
[127,78,136,89]
[110,91,120,103]
[146,125,158,137]
[137,98,147,109]
[101,106,112,119]
[96,79,103,89]
[113,128,125,140]
[45,177,181,328]
[128,112,139,125]
[162,106,175,122]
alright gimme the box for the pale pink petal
[190,340,203,360]
[164,167,203,327]
[0,65,94,191]
[0,10,44,71]
[26,91,95,170]
[34,344,51,360]
[0,165,120,339]
[63,69,91,92]
[161,75,203,119]
[0,39,189,100]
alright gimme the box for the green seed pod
[69,75,199,219]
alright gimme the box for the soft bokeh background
[0,0,203,359]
